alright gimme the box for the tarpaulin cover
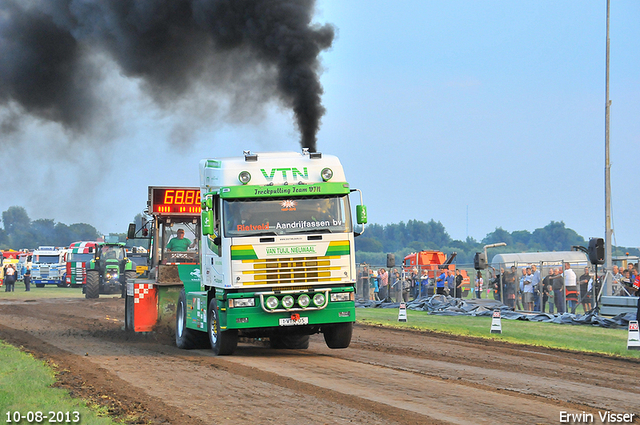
[356,295,636,329]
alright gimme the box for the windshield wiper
[241,231,278,237]
[290,228,333,234]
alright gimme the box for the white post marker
[490,309,502,334]
[398,302,407,322]
[628,320,640,350]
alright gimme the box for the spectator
[4,264,16,292]
[612,265,625,296]
[378,268,389,301]
[369,269,378,301]
[454,269,464,298]
[578,267,593,313]
[24,267,31,292]
[517,268,527,310]
[435,269,446,295]
[420,269,429,298]
[564,263,578,314]
[542,268,555,313]
[633,273,640,320]
[399,271,411,302]
[522,267,534,311]
[621,269,636,298]
[475,271,483,299]
[358,265,369,300]
[504,266,517,310]
[390,268,400,301]
[550,267,565,314]
[531,265,542,311]
[627,263,636,281]
[446,269,455,297]
[490,267,503,301]
[410,267,419,299]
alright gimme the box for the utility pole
[604,0,613,296]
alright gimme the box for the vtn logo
[261,167,308,181]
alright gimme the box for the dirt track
[1,297,639,425]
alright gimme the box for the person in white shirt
[563,263,578,314]
[522,267,534,311]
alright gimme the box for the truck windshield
[68,253,94,262]
[33,255,60,264]
[101,246,125,261]
[223,195,352,237]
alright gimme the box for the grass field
[356,307,640,359]
[0,281,120,300]
[0,341,116,425]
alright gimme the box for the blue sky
[1,1,639,248]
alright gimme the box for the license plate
[279,317,309,326]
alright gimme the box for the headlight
[265,296,279,310]
[281,295,295,309]
[321,167,333,181]
[229,298,255,308]
[330,292,352,302]
[298,294,311,308]
[238,171,251,184]
[312,293,326,307]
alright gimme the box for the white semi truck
[126,149,367,355]
[30,246,67,287]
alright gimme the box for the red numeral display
[152,188,201,215]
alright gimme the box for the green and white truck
[126,149,367,355]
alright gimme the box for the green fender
[124,259,134,271]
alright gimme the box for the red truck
[65,241,98,287]
[403,250,471,297]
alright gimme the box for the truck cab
[31,246,67,287]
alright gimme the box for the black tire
[269,334,310,350]
[85,271,100,299]
[208,298,238,356]
[323,322,353,349]
[175,289,209,349]
[124,292,135,332]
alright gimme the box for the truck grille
[243,257,343,285]
[231,240,352,287]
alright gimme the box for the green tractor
[85,242,136,299]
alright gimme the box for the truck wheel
[269,335,310,349]
[85,271,100,299]
[323,322,353,349]
[175,290,209,349]
[124,292,135,332]
[208,298,238,356]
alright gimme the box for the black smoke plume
[0,0,334,151]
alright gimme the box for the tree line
[355,219,640,266]
[0,206,100,250]
[2,205,637,266]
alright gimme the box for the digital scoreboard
[149,187,201,215]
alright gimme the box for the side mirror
[127,223,136,239]
[354,223,364,237]
[356,205,367,224]
[202,210,215,235]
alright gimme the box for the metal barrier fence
[356,260,610,314]
[356,263,477,303]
